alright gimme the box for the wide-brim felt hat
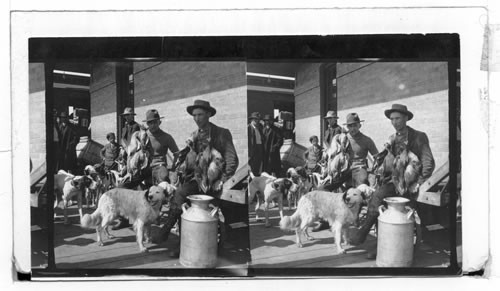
[121,107,136,116]
[58,111,69,118]
[324,110,339,119]
[248,112,261,120]
[384,104,414,120]
[143,109,164,122]
[187,99,217,116]
[343,113,365,125]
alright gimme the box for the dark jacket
[192,122,239,182]
[263,125,284,174]
[57,123,79,172]
[389,126,435,184]
[247,123,264,160]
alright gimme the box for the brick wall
[132,62,248,166]
[90,63,118,145]
[293,62,450,169]
[294,63,322,147]
[337,62,449,168]
[29,63,46,170]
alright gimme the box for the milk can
[376,197,415,267]
[179,194,219,268]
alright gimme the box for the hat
[143,109,164,122]
[343,113,364,125]
[187,100,217,116]
[121,107,136,116]
[384,104,414,120]
[263,114,275,121]
[249,112,261,120]
[324,110,339,119]
[58,111,69,119]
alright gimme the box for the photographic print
[26,34,461,278]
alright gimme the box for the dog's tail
[279,212,301,231]
[81,209,102,228]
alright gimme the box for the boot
[348,213,378,245]
[111,216,130,230]
[153,208,182,244]
[312,220,330,232]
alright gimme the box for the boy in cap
[303,135,323,174]
[120,107,141,150]
[96,132,121,174]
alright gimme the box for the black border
[28,34,461,278]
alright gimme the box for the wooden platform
[33,201,459,272]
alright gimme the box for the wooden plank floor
[248,202,456,269]
[46,201,457,272]
[52,205,250,271]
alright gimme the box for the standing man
[154,100,239,256]
[56,111,80,174]
[120,107,141,150]
[323,110,343,149]
[262,114,284,177]
[248,112,264,176]
[349,104,435,259]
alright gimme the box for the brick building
[293,62,450,170]
[29,61,248,174]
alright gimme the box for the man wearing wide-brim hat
[154,99,239,252]
[313,112,379,233]
[262,114,284,176]
[120,107,140,150]
[349,104,435,258]
[248,111,264,176]
[323,110,344,148]
[55,111,80,174]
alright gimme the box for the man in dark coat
[247,112,264,176]
[120,107,141,150]
[262,114,283,176]
[349,104,435,259]
[154,100,239,255]
[323,110,343,148]
[56,111,79,174]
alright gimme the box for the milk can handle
[209,203,219,218]
[378,205,387,216]
[181,202,189,214]
[405,206,415,220]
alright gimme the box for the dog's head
[342,188,364,207]
[272,178,298,194]
[145,185,167,207]
[157,181,176,202]
[356,184,375,200]
[71,175,97,191]
[84,165,97,176]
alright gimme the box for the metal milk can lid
[378,197,415,224]
[182,194,219,222]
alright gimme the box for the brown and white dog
[54,170,98,224]
[248,172,298,227]
[81,182,176,253]
[286,167,314,210]
[279,184,372,253]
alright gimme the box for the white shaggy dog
[81,182,176,253]
[279,185,371,253]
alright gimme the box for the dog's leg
[96,226,104,246]
[77,194,84,224]
[254,194,262,222]
[104,225,115,239]
[295,228,303,248]
[85,189,90,209]
[135,220,148,253]
[144,224,152,244]
[63,199,69,225]
[332,221,345,254]
[264,202,271,228]
[278,196,284,221]
[304,227,314,241]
